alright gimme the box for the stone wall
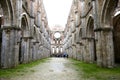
[63,0,120,68]
[0,0,51,69]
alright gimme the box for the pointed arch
[20,13,30,37]
[101,0,118,27]
[86,15,94,38]
[86,15,97,62]
[0,0,14,26]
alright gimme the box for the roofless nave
[0,0,120,69]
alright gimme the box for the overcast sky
[43,0,73,29]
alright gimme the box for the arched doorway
[87,17,97,63]
[113,14,120,64]
[19,15,29,64]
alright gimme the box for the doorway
[88,18,97,62]
[113,15,120,64]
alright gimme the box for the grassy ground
[70,59,120,80]
[1,58,120,80]
[0,58,48,78]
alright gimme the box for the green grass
[0,58,49,78]
[70,59,120,80]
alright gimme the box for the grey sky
[43,0,73,29]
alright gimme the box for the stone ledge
[82,37,95,40]
[1,26,21,30]
[94,27,113,32]
[21,36,33,39]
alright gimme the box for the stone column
[76,43,81,60]
[29,41,33,62]
[20,37,30,63]
[72,45,76,59]
[87,38,96,63]
[29,0,35,37]
[80,42,84,61]
[32,42,36,61]
[1,27,20,68]
[82,39,88,62]
[101,28,114,68]
[29,0,35,61]
[16,0,22,27]
[36,43,39,60]
[92,0,114,68]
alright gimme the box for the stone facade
[63,0,120,68]
[0,0,51,68]
[50,25,64,56]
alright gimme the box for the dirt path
[10,58,81,80]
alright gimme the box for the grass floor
[0,58,120,80]
[70,59,120,80]
[0,58,48,78]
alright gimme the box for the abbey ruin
[0,0,120,69]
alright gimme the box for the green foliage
[70,59,120,80]
[0,58,48,78]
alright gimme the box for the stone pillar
[1,28,20,68]
[29,0,35,37]
[20,37,30,63]
[101,29,114,68]
[82,39,88,62]
[81,41,85,61]
[96,29,114,68]
[80,42,84,61]
[16,0,22,27]
[32,43,36,61]
[87,38,96,63]
[76,43,81,60]
[72,45,76,59]
[70,47,73,58]
[36,43,39,59]
[39,45,43,59]
[29,41,33,62]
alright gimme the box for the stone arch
[0,0,14,26]
[86,16,94,38]
[21,14,29,37]
[86,16,97,62]
[101,0,118,27]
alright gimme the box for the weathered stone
[0,0,51,68]
[63,0,120,68]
